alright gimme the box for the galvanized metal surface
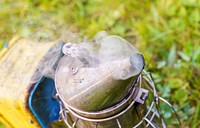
[55,35,145,112]
[55,35,148,128]
[55,55,138,112]
[57,76,147,128]
[57,71,182,128]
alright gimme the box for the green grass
[0,0,200,127]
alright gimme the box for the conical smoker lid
[55,35,145,112]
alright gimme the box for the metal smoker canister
[55,35,165,128]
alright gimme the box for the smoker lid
[55,35,145,112]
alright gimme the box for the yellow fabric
[0,37,56,128]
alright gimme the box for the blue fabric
[29,77,60,128]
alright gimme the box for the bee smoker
[54,34,181,128]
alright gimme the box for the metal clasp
[135,88,149,104]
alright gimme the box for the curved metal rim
[63,95,137,122]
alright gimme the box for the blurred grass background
[0,0,199,127]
